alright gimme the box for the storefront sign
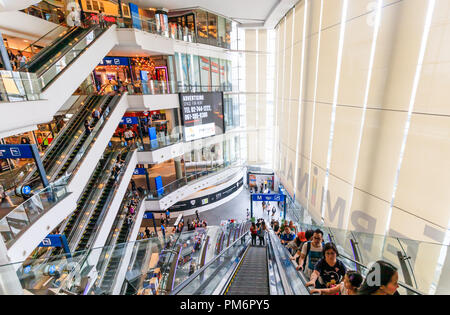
[169,178,243,212]
[120,116,139,125]
[99,57,130,67]
[133,168,147,176]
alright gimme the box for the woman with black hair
[306,242,347,289]
[358,260,399,295]
[311,270,363,295]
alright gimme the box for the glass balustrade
[0,175,70,248]
[278,202,443,295]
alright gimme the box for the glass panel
[207,13,218,42]
[199,56,211,92]
[196,10,208,43]
[210,58,220,91]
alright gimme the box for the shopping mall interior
[0,0,448,297]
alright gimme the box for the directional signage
[0,144,34,159]
[133,168,147,176]
[251,194,285,202]
[120,116,139,125]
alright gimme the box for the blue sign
[143,212,154,219]
[129,3,141,30]
[99,56,129,66]
[148,127,158,149]
[120,116,139,125]
[251,194,285,202]
[155,176,164,196]
[23,266,31,274]
[21,186,31,195]
[133,168,147,176]
[38,234,71,256]
[0,144,34,159]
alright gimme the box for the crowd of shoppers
[269,219,400,295]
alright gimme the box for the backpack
[303,241,325,270]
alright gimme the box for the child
[310,270,363,295]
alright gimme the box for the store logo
[190,200,196,206]
[42,238,51,246]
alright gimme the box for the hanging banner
[251,194,286,202]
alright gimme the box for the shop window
[86,0,93,11]
[92,1,99,12]
[196,11,208,40]
[207,13,218,41]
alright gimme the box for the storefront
[93,56,131,92]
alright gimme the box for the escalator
[20,25,108,89]
[24,94,115,189]
[68,148,133,252]
[99,225,129,290]
[224,246,269,295]
[21,27,89,74]
[171,228,312,296]
[61,151,113,239]
[75,176,116,251]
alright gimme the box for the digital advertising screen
[179,92,225,142]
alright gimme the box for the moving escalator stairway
[24,94,119,190]
[224,245,269,296]
[61,151,113,239]
[21,27,90,74]
[69,148,133,252]
[20,25,109,89]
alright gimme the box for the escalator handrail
[19,24,68,56]
[30,26,95,75]
[170,229,250,295]
[267,231,294,295]
[336,244,424,295]
[18,95,94,187]
[39,25,111,91]
[20,26,78,71]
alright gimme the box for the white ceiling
[124,0,281,25]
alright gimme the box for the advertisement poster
[179,92,224,142]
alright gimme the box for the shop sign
[99,57,130,67]
[120,116,139,125]
[133,168,147,175]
